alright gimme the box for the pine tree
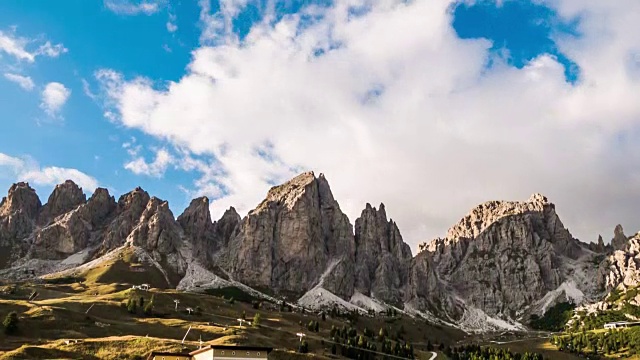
[314,321,319,332]
[143,295,154,316]
[3,312,18,335]
[127,298,137,314]
[253,312,261,327]
[298,340,309,353]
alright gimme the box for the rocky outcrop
[178,198,240,266]
[214,207,241,248]
[603,232,640,289]
[178,197,217,263]
[420,193,591,319]
[588,235,608,253]
[224,172,355,298]
[0,183,41,266]
[38,180,86,225]
[128,197,182,253]
[0,182,41,219]
[99,187,150,252]
[612,225,629,251]
[31,188,116,260]
[354,203,412,305]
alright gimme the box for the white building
[603,321,640,329]
[190,345,272,360]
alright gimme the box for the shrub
[127,298,137,314]
[3,312,18,335]
[253,312,261,327]
[298,340,309,353]
[144,295,154,316]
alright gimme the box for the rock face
[602,230,640,289]
[38,180,86,225]
[0,183,41,266]
[419,194,591,319]
[178,198,240,266]
[99,187,151,252]
[354,203,412,305]
[612,225,629,251]
[178,197,217,263]
[223,172,355,297]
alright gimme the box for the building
[190,345,272,360]
[147,351,191,360]
[147,345,272,360]
[603,321,640,329]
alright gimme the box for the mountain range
[1,171,639,333]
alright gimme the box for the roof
[146,351,191,359]
[189,345,273,356]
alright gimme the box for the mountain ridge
[0,172,637,333]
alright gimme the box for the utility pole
[297,332,306,342]
[174,299,180,311]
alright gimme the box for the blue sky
[1,0,639,249]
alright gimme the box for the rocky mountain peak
[225,171,355,298]
[0,182,42,219]
[354,202,412,304]
[254,171,317,212]
[39,180,86,224]
[178,197,212,230]
[65,187,117,229]
[0,182,41,218]
[528,193,549,204]
[219,206,240,223]
[117,187,151,217]
[444,195,553,241]
[612,224,628,251]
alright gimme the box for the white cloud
[0,29,66,63]
[0,153,99,191]
[40,82,71,118]
[98,0,640,251]
[124,148,174,177]
[167,22,178,33]
[167,12,178,32]
[3,73,34,91]
[104,0,163,15]
[36,41,68,58]
[0,30,34,62]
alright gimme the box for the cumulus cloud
[124,148,174,177]
[0,29,67,63]
[97,0,640,251]
[0,153,99,191]
[104,0,163,15]
[40,82,71,118]
[3,73,34,91]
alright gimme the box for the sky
[2,0,640,253]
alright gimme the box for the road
[428,351,437,360]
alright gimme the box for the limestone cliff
[419,194,595,319]
[223,172,355,298]
[354,203,412,305]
